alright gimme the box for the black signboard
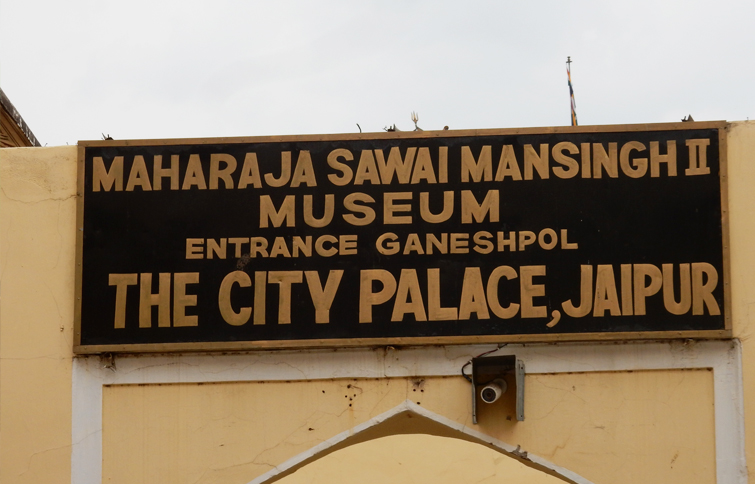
[74,123,730,353]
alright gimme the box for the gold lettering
[268,271,302,324]
[207,238,227,259]
[173,272,199,327]
[459,267,489,319]
[139,273,171,328]
[580,143,591,178]
[497,232,516,252]
[305,270,343,323]
[403,234,424,255]
[359,269,397,323]
[633,264,662,316]
[260,195,295,228]
[210,153,237,189]
[450,233,469,254]
[538,228,558,250]
[692,262,720,315]
[621,264,633,315]
[495,145,522,181]
[593,142,618,178]
[327,148,353,186]
[342,192,375,226]
[685,139,711,176]
[419,191,453,223]
[238,153,262,189]
[473,231,494,254]
[93,156,124,192]
[290,151,317,187]
[376,147,416,184]
[265,151,291,187]
[562,265,592,317]
[461,190,499,223]
[552,142,579,179]
[520,265,546,318]
[461,145,492,182]
[650,140,677,177]
[560,229,578,249]
[186,238,204,259]
[153,155,179,190]
[392,269,427,321]
[384,192,413,224]
[663,263,691,315]
[426,233,448,255]
[292,236,312,257]
[339,235,358,255]
[250,237,269,257]
[518,231,536,250]
[354,149,381,185]
[228,237,247,258]
[126,155,152,191]
[109,273,137,328]
[376,232,399,255]
[523,144,549,180]
[254,271,266,325]
[593,265,621,317]
[181,154,207,190]
[438,146,448,183]
[487,266,519,319]
[270,237,291,258]
[619,141,647,178]
[314,234,338,257]
[428,268,457,320]
[218,271,251,326]
[411,147,437,184]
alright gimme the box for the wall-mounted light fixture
[470,355,525,424]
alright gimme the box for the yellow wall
[101,371,716,484]
[0,146,77,484]
[4,124,755,484]
[278,434,563,484]
[725,120,755,481]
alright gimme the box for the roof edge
[0,87,41,147]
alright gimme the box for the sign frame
[74,121,731,354]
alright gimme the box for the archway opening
[247,401,592,484]
[278,434,569,484]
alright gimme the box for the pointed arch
[246,400,595,484]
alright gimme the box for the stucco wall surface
[101,370,715,484]
[0,146,77,483]
[277,433,563,484]
[1,122,752,484]
[726,120,755,481]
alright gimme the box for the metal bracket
[471,355,525,424]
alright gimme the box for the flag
[567,58,578,126]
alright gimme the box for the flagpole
[567,57,578,126]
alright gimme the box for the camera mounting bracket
[471,355,525,424]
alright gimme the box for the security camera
[480,379,508,404]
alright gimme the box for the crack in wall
[0,185,79,204]
[14,442,73,478]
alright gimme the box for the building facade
[1,122,753,484]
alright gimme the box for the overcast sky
[2,0,754,146]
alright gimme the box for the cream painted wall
[725,120,755,482]
[2,123,754,484]
[0,146,77,483]
[278,434,564,484]
[102,371,715,484]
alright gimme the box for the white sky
[2,0,754,146]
